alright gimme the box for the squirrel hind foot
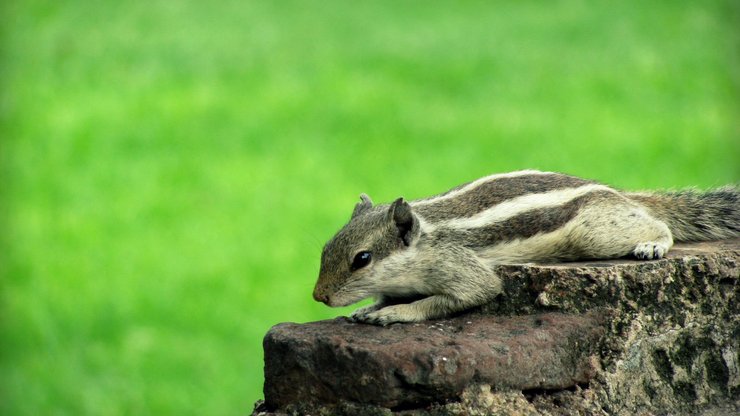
[633,241,669,260]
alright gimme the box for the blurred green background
[1,0,738,414]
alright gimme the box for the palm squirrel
[313,170,739,325]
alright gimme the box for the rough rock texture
[264,313,603,409]
[254,240,739,415]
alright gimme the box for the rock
[264,313,604,410]
[254,240,740,415]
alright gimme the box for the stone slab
[263,312,603,409]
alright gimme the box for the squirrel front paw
[349,303,383,322]
[354,304,419,326]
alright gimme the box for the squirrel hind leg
[620,210,674,260]
[569,200,674,260]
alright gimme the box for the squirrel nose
[313,287,329,304]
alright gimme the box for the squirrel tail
[627,186,740,242]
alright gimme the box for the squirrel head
[313,194,420,307]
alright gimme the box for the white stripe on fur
[439,184,614,230]
[412,170,550,207]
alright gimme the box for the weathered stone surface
[482,239,740,415]
[254,239,740,415]
[264,313,604,410]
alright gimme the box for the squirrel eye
[351,251,372,271]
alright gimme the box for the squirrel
[312,170,739,325]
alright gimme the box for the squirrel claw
[348,313,369,324]
[349,303,384,323]
[349,309,389,326]
[633,242,669,260]
[360,304,415,326]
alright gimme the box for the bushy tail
[628,186,740,242]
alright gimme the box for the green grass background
[1,0,738,414]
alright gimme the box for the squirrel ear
[389,197,417,246]
[351,193,373,218]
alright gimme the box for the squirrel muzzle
[313,285,329,304]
